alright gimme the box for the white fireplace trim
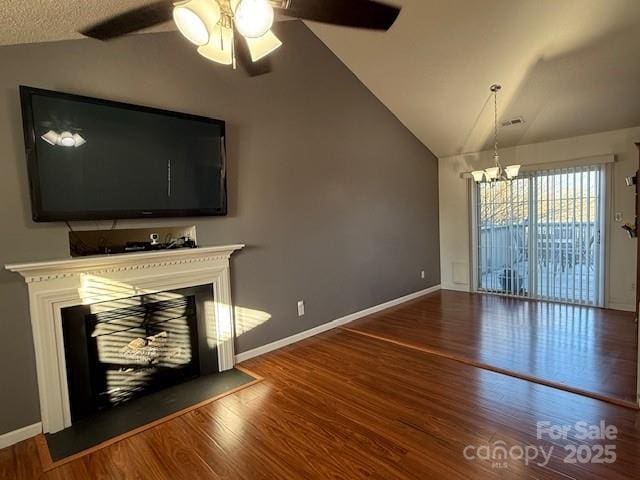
[5,245,244,434]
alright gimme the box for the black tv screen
[20,86,227,222]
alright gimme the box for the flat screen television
[20,86,227,222]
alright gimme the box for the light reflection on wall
[202,302,272,351]
[234,306,272,336]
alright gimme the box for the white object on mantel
[5,245,244,434]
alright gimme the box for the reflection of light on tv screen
[21,86,227,221]
[41,130,86,147]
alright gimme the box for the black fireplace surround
[62,285,217,422]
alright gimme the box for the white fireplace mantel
[5,244,244,434]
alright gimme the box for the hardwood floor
[345,290,638,405]
[2,327,640,479]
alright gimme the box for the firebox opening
[62,284,218,423]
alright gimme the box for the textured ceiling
[2,1,640,157]
[0,0,174,45]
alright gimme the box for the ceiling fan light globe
[173,7,208,45]
[198,25,234,65]
[245,29,282,62]
[235,0,274,38]
[173,0,221,46]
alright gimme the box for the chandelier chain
[470,84,520,183]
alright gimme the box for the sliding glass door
[475,165,604,306]
[477,177,530,297]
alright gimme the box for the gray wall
[0,21,439,435]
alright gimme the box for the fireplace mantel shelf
[5,244,245,283]
[5,244,244,434]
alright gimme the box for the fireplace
[61,285,217,422]
[6,244,244,433]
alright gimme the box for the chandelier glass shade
[174,0,282,67]
[471,85,521,183]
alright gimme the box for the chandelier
[471,84,521,182]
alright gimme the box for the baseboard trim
[0,422,42,450]
[441,283,471,292]
[606,302,635,312]
[235,284,441,363]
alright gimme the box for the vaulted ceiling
[307,0,640,157]
[2,0,639,157]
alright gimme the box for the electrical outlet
[420,270,425,279]
[614,212,623,222]
[297,300,305,317]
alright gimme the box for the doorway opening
[475,165,605,305]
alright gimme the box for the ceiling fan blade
[276,0,401,31]
[80,1,173,40]
[234,31,273,77]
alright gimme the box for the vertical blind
[476,165,603,305]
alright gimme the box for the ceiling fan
[80,0,401,76]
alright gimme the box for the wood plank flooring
[346,290,638,405]
[2,327,640,479]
